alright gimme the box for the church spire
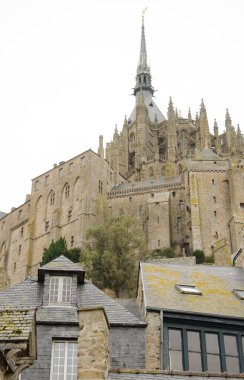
[134,10,154,96]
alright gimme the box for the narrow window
[50,341,77,380]
[240,203,244,209]
[168,329,183,370]
[213,196,216,203]
[18,245,21,255]
[80,157,85,166]
[14,262,16,272]
[35,180,39,191]
[45,175,49,185]
[59,168,63,178]
[205,332,221,372]
[214,210,217,217]
[212,179,215,185]
[129,196,132,202]
[50,191,55,206]
[158,240,160,247]
[20,226,24,237]
[45,221,49,232]
[68,210,72,221]
[69,162,74,172]
[71,236,74,247]
[99,180,103,194]
[65,184,70,199]
[157,216,160,224]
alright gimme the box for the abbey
[0,16,244,285]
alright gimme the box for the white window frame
[50,340,77,380]
[49,276,72,304]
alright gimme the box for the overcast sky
[0,0,243,213]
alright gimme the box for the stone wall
[145,311,161,370]
[78,307,109,380]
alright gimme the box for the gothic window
[65,184,70,199]
[50,341,77,380]
[50,191,55,206]
[49,276,72,304]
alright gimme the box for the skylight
[175,284,202,295]
[233,289,244,300]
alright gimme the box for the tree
[82,215,147,297]
[41,237,81,266]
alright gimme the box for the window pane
[169,329,182,350]
[62,277,72,303]
[49,277,59,303]
[205,333,219,354]
[169,350,183,371]
[189,352,202,371]
[226,356,240,373]
[207,354,221,372]
[224,335,238,356]
[188,331,201,352]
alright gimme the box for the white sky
[0,0,243,213]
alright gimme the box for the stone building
[0,16,244,285]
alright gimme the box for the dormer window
[49,276,72,304]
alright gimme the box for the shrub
[204,254,215,264]
[192,249,205,264]
[152,247,175,258]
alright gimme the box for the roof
[110,176,180,193]
[0,309,35,342]
[195,148,223,161]
[38,255,85,283]
[140,262,244,319]
[0,275,145,327]
[128,90,166,124]
[78,282,146,326]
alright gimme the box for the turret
[167,97,176,162]
[225,108,232,150]
[199,99,210,149]
[98,135,104,158]
[214,119,221,155]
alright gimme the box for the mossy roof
[140,263,244,319]
[0,309,35,341]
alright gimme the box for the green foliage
[41,237,81,265]
[193,249,205,264]
[152,247,175,258]
[204,254,215,264]
[81,215,147,297]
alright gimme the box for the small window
[49,276,72,304]
[158,240,160,247]
[99,180,103,194]
[20,226,24,237]
[50,191,55,206]
[65,184,70,199]
[213,196,216,203]
[50,341,77,380]
[45,221,49,232]
[80,156,85,166]
[14,262,16,272]
[214,210,217,217]
[70,236,74,247]
[233,289,244,300]
[69,162,74,172]
[59,168,63,178]
[212,179,215,185]
[45,175,49,185]
[240,203,244,209]
[175,284,202,295]
[129,196,132,202]
[18,245,21,255]
[157,216,160,224]
[68,210,72,221]
[35,180,39,191]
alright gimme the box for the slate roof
[0,272,144,327]
[128,90,166,124]
[78,282,146,326]
[38,255,85,283]
[0,309,35,342]
[140,262,244,318]
[195,148,223,161]
[110,176,180,193]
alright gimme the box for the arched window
[50,191,55,206]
